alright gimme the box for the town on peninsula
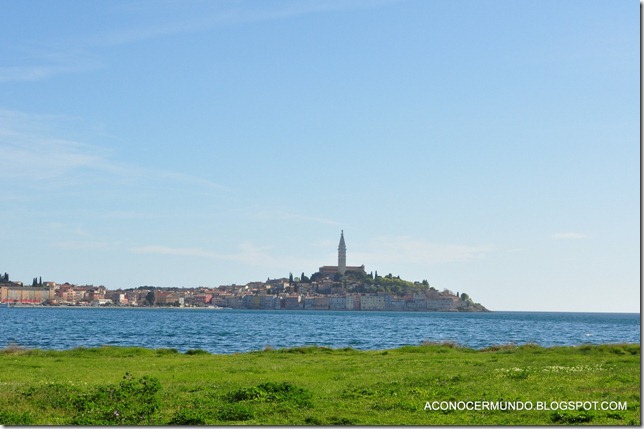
[1,232,488,312]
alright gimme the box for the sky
[0,0,639,312]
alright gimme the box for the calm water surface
[0,308,639,354]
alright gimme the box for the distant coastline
[0,232,489,312]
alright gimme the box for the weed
[71,373,161,425]
[216,403,254,421]
[0,410,33,425]
[304,415,325,425]
[226,381,313,407]
[185,349,209,355]
[421,340,459,348]
[21,382,80,410]
[0,344,30,355]
[329,415,357,425]
[550,410,595,424]
[281,345,333,354]
[156,348,179,356]
[342,386,377,399]
[168,408,207,425]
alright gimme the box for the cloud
[352,236,494,266]
[1,0,402,84]
[129,241,320,271]
[0,49,100,83]
[0,109,229,194]
[251,209,340,226]
[129,242,278,265]
[0,109,110,181]
[53,241,114,251]
[550,232,587,240]
[129,245,221,259]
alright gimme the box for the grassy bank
[0,343,639,425]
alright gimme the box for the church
[318,231,365,277]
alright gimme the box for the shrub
[329,416,357,425]
[226,382,312,407]
[216,403,254,421]
[155,348,179,356]
[21,382,80,410]
[185,349,210,355]
[0,410,33,425]
[0,344,30,355]
[168,408,207,425]
[551,411,594,424]
[71,373,161,425]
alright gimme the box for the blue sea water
[0,308,639,354]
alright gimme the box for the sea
[0,307,639,354]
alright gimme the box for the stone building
[318,231,365,277]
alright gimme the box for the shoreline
[1,341,640,356]
[1,304,640,315]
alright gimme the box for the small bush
[282,345,333,354]
[226,381,313,407]
[185,349,209,355]
[71,373,161,425]
[168,409,207,425]
[156,348,179,356]
[551,410,594,424]
[329,416,357,425]
[21,382,80,410]
[0,410,33,425]
[216,403,254,421]
[421,340,459,348]
[0,344,30,355]
[304,415,324,425]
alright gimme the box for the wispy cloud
[0,49,100,83]
[130,245,221,259]
[129,242,278,265]
[0,110,114,193]
[53,241,114,251]
[100,0,402,46]
[0,108,229,194]
[353,236,494,266]
[129,241,320,270]
[1,0,401,83]
[251,209,340,226]
[550,232,587,240]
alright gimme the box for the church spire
[338,230,346,275]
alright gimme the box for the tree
[310,271,323,282]
[145,291,155,306]
[289,272,293,285]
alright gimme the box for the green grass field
[0,343,639,425]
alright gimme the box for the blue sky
[0,0,639,312]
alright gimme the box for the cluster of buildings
[0,278,477,312]
[0,232,487,312]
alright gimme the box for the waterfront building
[360,293,386,311]
[0,283,54,304]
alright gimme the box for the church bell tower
[338,230,347,275]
